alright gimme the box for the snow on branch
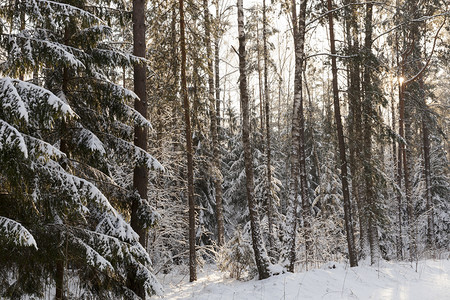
[91,71,140,100]
[70,234,114,272]
[0,77,29,123]
[95,211,139,243]
[1,35,86,73]
[0,119,28,158]
[31,0,104,25]
[93,46,147,67]
[72,124,106,155]
[124,104,153,129]
[4,77,76,119]
[0,216,38,249]
[26,135,67,159]
[35,158,116,215]
[102,134,164,171]
[136,263,164,297]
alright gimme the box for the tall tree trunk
[326,0,357,267]
[286,0,309,272]
[215,2,221,126]
[393,70,403,260]
[263,0,275,259]
[363,2,379,265]
[179,0,197,282]
[403,88,415,261]
[237,0,270,280]
[131,0,149,296]
[422,104,434,251]
[204,0,224,247]
[344,0,368,260]
[132,0,148,248]
[256,20,264,131]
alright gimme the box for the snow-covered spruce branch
[92,46,147,67]
[0,216,38,249]
[0,77,28,122]
[34,158,116,215]
[0,119,28,158]
[1,34,87,70]
[25,135,67,159]
[31,0,104,25]
[71,123,106,155]
[99,132,164,171]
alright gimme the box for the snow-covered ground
[155,259,450,299]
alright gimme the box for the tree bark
[179,0,197,282]
[363,2,380,265]
[215,2,221,126]
[237,0,270,280]
[262,0,275,260]
[393,71,403,261]
[286,0,309,272]
[343,0,368,260]
[132,0,148,248]
[422,105,434,251]
[204,0,224,247]
[326,0,358,267]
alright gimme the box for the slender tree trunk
[363,2,379,265]
[286,0,309,272]
[215,1,221,126]
[422,106,434,251]
[403,89,415,261]
[179,0,197,282]
[204,0,224,247]
[326,0,357,267]
[419,67,433,252]
[343,0,367,260]
[262,0,275,259]
[130,0,149,296]
[237,0,270,280]
[132,0,148,248]
[256,20,264,131]
[393,71,403,260]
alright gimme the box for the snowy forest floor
[155,259,450,299]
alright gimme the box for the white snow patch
[156,260,450,300]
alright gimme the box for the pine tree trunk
[214,3,224,246]
[402,82,415,261]
[204,0,224,247]
[132,0,148,249]
[393,74,403,260]
[130,0,149,296]
[215,2,221,125]
[256,21,264,132]
[55,260,64,300]
[422,107,434,251]
[363,2,379,265]
[237,0,270,280]
[179,0,197,282]
[326,0,357,267]
[344,0,368,261]
[263,0,275,259]
[420,72,433,253]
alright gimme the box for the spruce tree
[0,0,163,298]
